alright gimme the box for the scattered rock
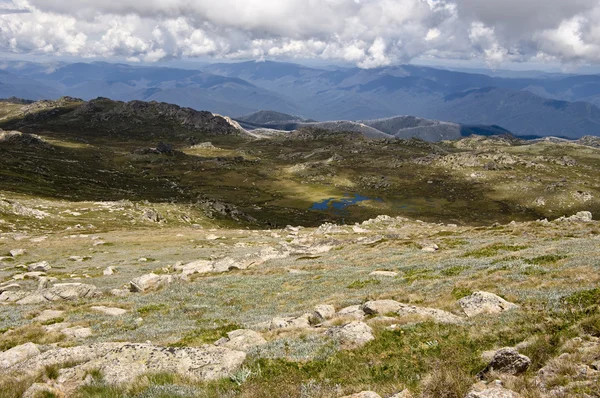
[141,209,163,223]
[362,300,402,315]
[336,305,366,320]
[458,292,519,317]
[326,321,374,349]
[479,348,531,377]
[312,304,336,322]
[9,249,25,257]
[0,290,28,302]
[466,381,521,398]
[90,306,127,316]
[554,211,593,222]
[214,329,267,352]
[369,271,398,277]
[103,266,116,276]
[269,313,312,330]
[341,392,381,398]
[130,273,172,293]
[421,243,439,252]
[34,309,65,322]
[362,300,463,324]
[62,327,93,339]
[0,342,40,369]
[28,260,51,272]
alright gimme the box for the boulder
[326,321,374,349]
[90,306,127,316]
[34,309,65,322]
[62,327,93,339]
[103,266,116,276]
[362,300,403,315]
[178,260,213,278]
[336,305,365,319]
[0,290,28,302]
[341,392,381,398]
[269,313,312,330]
[9,249,25,257]
[555,211,593,222]
[466,381,521,398]
[215,329,267,352]
[42,283,100,302]
[369,271,398,277]
[28,261,51,272]
[479,348,531,376]
[130,273,172,292]
[0,342,40,369]
[312,304,336,322]
[459,292,519,317]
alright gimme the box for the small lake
[311,194,382,211]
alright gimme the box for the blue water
[311,194,382,211]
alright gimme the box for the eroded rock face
[479,348,531,376]
[16,283,101,305]
[214,329,267,352]
[458,291,518,317]
[0,342,40,369]
[326,321,374,349]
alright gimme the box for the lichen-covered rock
[479,348,531,376]
[362,300,402,315]
[336,305,366,319]
[0,342,40,369]
[326,321,374,349]
[34,309,65,322]
[458,291,518,317]
[312,304,336,322]
[90,306,127,316]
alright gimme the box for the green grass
[462,244,529,258]
[346,279,381,289]
[523,254,567,265]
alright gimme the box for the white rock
[90,306,127,316]
[103,266,116,276]
[130,273,171,293]
[34,309,65,322]
[313,304,336,321]
[458,291,519,317]
[0,283,21,293]
[327,321,374,349]
[341,392,381,398]
[336,305,365,319]
[28,261,51,272]
[215,329,267,352]
[9,249,25,257]
[369,271,398,277]
[62,327,92,339]
[0,342,40,368]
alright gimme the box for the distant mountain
[4,60,600,138]
[237,111,512,141]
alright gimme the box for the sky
[1,0,600,70]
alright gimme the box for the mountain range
[2,60,600,138]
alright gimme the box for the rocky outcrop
[16,283,101,305]
[0,343,40,369]
[458,292,519,317]
[27,261,51,272]
[362,300,463,324]
[90,306,127,316]
[554,211,593,222]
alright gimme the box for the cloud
[1,0,600,68]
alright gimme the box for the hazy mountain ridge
[3,60,600,138]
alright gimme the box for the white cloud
[0,0,600,68]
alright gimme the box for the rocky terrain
[0,98,599,397]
